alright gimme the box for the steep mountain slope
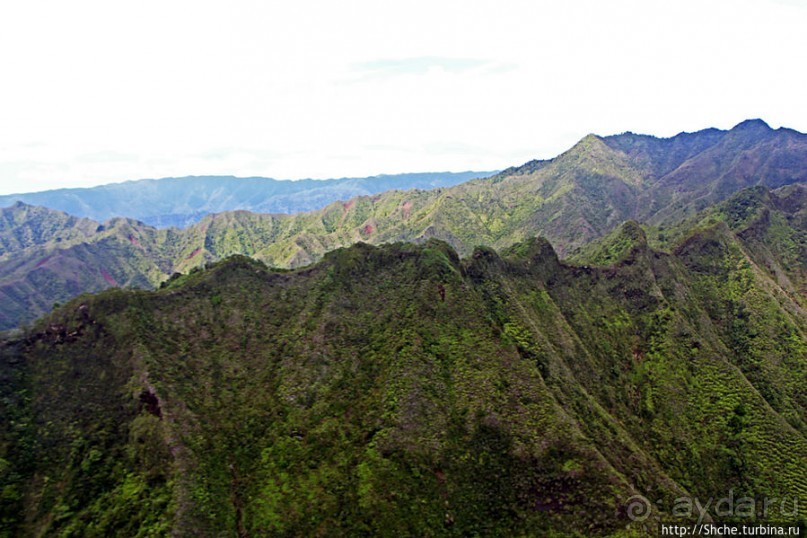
[639,120,807,224]
[171,121,807,265]
[0,202,98,256]
[0,211,187,331]
[2,120,806,332]
[729,184,807,300]
[575,183,807,298]
[1,227,805,536]
[0,172,494,228]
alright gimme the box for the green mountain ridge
[1,210,805,535]
[3,120,807,331]
[0,203,98,256]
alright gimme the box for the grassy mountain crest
[2,121,806,331]
[0,202,98,256]
[1,227,804,535]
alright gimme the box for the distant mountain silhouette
[0,171,496,228]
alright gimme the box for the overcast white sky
[1,0,806,195]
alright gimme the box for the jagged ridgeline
[1,224,805,535]
[2,119,807,332]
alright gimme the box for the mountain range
[0,119,806,536]
[1,196,805,535]
[1,119,806,332]
[0,172,494,228]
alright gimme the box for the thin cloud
[350,56,514,80]
[76,151,139,164]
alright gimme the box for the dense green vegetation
[2,119,806,331]
[0,119,805,535]
[1,195,805,535]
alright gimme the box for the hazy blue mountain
[0,171,496,228]
[2,120,806,331]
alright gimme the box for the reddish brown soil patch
[35,255,53,268]
[100,268,118,286]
